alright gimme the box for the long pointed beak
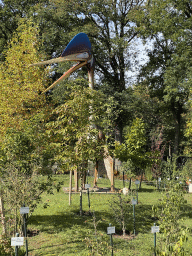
[42,61,87,93]
[29,52,90,67]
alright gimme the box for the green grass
[13,175,192,255]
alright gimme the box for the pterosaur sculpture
[30,33,114,191]
[30,33,94,90]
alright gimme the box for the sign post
[151,223,160,256]
[11,233,24,256]
[107,223,115,256]
[20,205,29,256]
[132,198,137,235]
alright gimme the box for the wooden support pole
[74,169,78,192]
[94,160,98,187]
[69,170,72,205]
[111,158,114,192]
[0,193,6,235]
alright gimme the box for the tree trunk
[129,178,132,190]
[172,102,182,155]
[123,226,126,237]
[174,118,180,155]
[0,191,6,235]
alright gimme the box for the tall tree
[137,0,192,155]
[0,0,50,58]
[0,18,54,236]
[0,18,48,140]
[47,81,117,172]
[115,118,149,171]
[31,0,146,142]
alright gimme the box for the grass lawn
[17,175,192,255]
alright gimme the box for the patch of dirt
[63,186,119,193]
[113,230,135,240]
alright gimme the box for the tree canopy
[0,0,192,181]
[0,18,48,140]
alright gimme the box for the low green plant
[0,235,13,256]
[154,182,188,255]
[109,192,131,236]
[85,212,110,255]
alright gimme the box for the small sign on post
[135,180,140,185]
[20,207,29,214]
[85,184,91,189]
[107,224,115,256]
[131,198,137,205]
[20,206,29,256]
[151,225,160,233]
[11,237,24,246]
[151,223,159,256]
[107,226,115,235]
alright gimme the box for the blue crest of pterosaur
[30,32,94,92]
[61,33,92,59]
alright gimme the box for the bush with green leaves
[154,182,188,255]
[0,235,13,256]
[85,213,110,255]
[0,126,54,237]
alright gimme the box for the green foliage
[7,174,190,255]
[155,183,188,255]
[85,213,110,255]
[109,193,131,236]
[0,0,48,57]
[182,158,192,181]
[160,157,177,181]
[119,160,136,179]
[115,118,149,171]
[0,104,55,235]
[0,235,13,256]
[47,82,116,171]
[0,18,48,139]
[138,0,192,155]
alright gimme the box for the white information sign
[132,199,137,205]
[135,180,140,185]
[11,237,24,246]
[151,226,160,233]
[107,226,115,235]
[85,184,91,189]
[20,207,29,214]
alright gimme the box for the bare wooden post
[111,159,114,192]
[94,160,98,187]
[69,170,72,205]
[0,191,6,235]
[74,169,78,192]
